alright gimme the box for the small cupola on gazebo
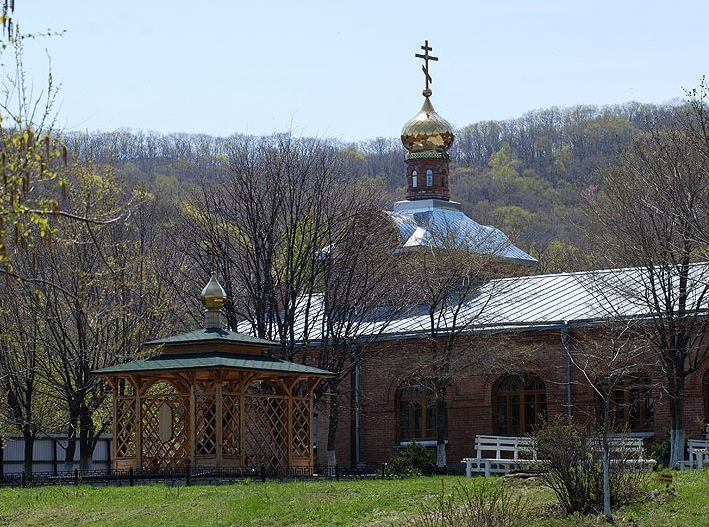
[401,39,454,201]
[201,272,226,329]
[95,274,333,474]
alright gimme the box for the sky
[12,1,709,143]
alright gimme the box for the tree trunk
[326,391,339,468]
[79,411,95,471]
[435,387,447,468]
[64,415,78,471]
[668,374,686,468]
[601,397,612,522]
[22,431,34,477]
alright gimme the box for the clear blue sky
[15,0,709,143]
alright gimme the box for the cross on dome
[415,40,438,97]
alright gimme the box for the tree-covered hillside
[64,100,681,273]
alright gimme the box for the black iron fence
[0,462,389,488]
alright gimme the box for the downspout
[561,322,573,417]
[354,347,361,465]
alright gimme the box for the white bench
[462,435,536,477]
[605,435,656,471]
[462,434,655,477]
[681,439,709,470]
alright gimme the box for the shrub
[650,439,670,468]
[388,441,433,477]
[409,479,529,527]
[533,415,643,514]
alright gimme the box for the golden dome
[201,273,226,310]
[401,97,454,154]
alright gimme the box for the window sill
[399,440,448,447]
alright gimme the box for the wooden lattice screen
[244,395,289,468]
[141,395,190,470]
[115,397,137,458]
[108,372,320,471]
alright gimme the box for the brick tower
[400,40,454,201]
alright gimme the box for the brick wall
[313,327,709,467]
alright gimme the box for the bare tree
[313,211,405,467]
[565,322,655,521]
[179,133,380,352]
[588,88,709,466]
[397,226,526,468]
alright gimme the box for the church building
[311,41,709,469]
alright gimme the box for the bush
[388,441,433,477]
[533,415,643,514]
[650,439,670,468]
[409,479,529,527]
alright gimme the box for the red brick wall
[313,328,709,467]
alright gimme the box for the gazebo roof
[94,273,335,379]
[94,351,333,376]
[144,327,280,348]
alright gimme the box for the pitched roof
[94,351,333,376]
[275,263,709,343]
[144,328,280,348]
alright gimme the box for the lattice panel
[195,393,217,455]
[291,398,311,459]
[222,394,240,455]
[115,397,137,458]
[141,395,189,470]
[243,395,288,468]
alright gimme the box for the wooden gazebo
[95,275,332,473]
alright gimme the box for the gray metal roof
[94,351,333,376]
[277,263,709,343]
[386,199,537,265]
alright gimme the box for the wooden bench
[461,435,536,477]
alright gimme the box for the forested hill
[65,100,680,273]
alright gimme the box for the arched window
[411,170,418,188]
[426,169,433,187]
[493,373,547,435]
[397,384,445,442]
[598,376,654,432]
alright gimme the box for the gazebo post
[135,376,143,470]
[215,375,223,468]
[310,381,316,469]
[239,372,246,467]
[189,376,196,467]
[105,376,119,472]
[287,380,294,470]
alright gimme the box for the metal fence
[0,463,388,488]
[0,434,112,476]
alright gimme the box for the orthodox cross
[415,40,438,97]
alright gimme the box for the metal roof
[277,263,709,343]
[94,351,333,376]
[386,199,537,265]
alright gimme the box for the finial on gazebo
[200,272,226,329]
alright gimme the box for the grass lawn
[0,471,707,527]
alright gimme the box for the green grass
[0,472,707,527]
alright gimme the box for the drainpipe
[561,323,573,417]
[354,346,361,465]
